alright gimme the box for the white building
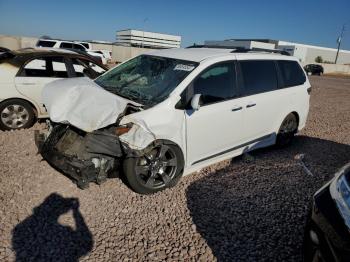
[116,29,181,49]
[205,39,350,64]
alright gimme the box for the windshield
[95,55,198,107]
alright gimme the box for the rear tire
[0,99,35,131]
[276,113,298,147]
[123,143,184,194]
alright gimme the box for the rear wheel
[123,143,184,194]
[276,113,298,147]
[0,99,35,131]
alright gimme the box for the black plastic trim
[192,133,273,165]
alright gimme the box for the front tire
[123,143,184,194]
[276,113,298,147]
[0,99,35,131]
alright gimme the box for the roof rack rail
[186,44,290,56]
[186,44,244,50]
[231,47,290,56]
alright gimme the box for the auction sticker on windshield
[174,64,195,71]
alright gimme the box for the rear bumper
[35,124,122,188]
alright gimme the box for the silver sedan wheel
[1,104,30,129]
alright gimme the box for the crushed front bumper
[35,124,123,189]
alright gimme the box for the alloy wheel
[1,104,30,129]
[279,116,297,134]
[135,145,178,189]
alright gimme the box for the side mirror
[191,94,202,111]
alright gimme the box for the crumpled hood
[42,77,136,132]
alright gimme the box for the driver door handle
[246,103,256,108]
[231,106,242,112]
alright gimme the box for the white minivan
[36,46,310,194]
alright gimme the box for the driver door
[185,61,245,165]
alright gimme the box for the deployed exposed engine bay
[35,102,145,189]
[35,74,163,189]
[36,124,122,188]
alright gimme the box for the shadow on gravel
[12,193,93,262]
[186,136,350,261]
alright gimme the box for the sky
[0,0,349,49]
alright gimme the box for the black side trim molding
[191,133,273,166]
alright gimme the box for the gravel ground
[0,76,349,261]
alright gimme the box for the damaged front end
[35,123,124,189]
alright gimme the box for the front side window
[240,60,278,95]
[191,62,236,105]
[95,55,198,107]
[71,58,106,79]
[278,60,306,87]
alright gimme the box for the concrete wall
[302,62,350,74]
[92,43,152,63]
[111,45,153,63]
[0,34,38,49]
[0,34,154,63]
[304,47,350,64]
[91,43,113,52]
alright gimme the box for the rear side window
[22,58,47,76]
[37,40,56,47]
[240,60,278,95]
[278,60,306,87]
[20,57,68,78]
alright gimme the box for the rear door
[14,56,70,115]
[185,61,245,165]
[237,59,283,141]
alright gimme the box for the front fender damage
[36,118,158,189]
[119,120,156,152]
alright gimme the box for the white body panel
[39,48,310,176]
[15,76,58,116]
[185,99,245,165]
[0,63,45,115]
[0,52,107,119]
[42,78,139,132]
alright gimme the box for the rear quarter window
[37,40,56,47]
[60,42,73,49]
[278,60,306,87]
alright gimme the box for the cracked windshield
[95,55,197,107]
